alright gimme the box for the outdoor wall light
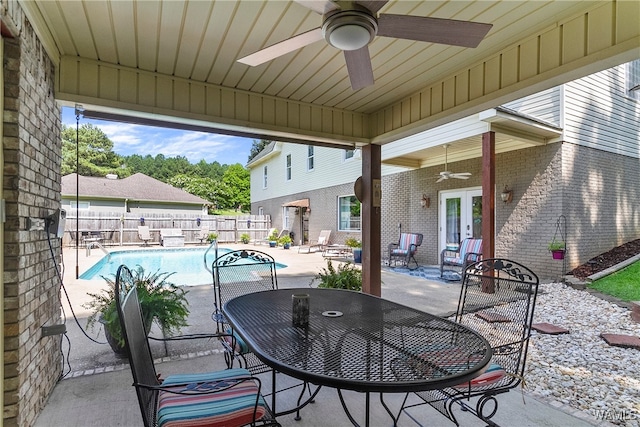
[420,194,430,208]
[500,186,513,204]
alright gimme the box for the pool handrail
[203,238,218,274]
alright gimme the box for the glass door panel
[445,196,461,250]
[439,188,482,253]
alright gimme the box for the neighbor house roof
[61,173,208,205]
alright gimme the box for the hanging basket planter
[551,249,565,260]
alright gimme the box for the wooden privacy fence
[63,212,271,246]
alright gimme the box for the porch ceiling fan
[238,0,492,90]
[436,144,471,183]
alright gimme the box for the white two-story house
[248,61,640,281]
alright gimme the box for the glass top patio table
[223,288,492,394]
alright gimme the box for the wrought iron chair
[388,232,423,270]
[212,249,279,374]
[114,264,280,427]
[397,258,540,426]
[211,249,318,418]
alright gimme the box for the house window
[344,149,360,161]
[626,60,640,100]
[258,206,264,216]
[307,146,314,171]
[70,201,90,210]
[263,166,268,188]
[338,195,361,231]
[286,154,292,181]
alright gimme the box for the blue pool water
[79,247,287,286]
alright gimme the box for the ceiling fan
[436,144,471,182]
[238,0,492,90]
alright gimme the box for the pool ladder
[203,238,218,275]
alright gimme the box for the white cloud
[62,107,253,165]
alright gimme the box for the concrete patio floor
[34,243,600,426]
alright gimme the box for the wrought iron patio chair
[114,264,280,427]
[211,249,318,418]
[211,249,279,375]
[396,258,540,426]
[102,229,116,246]
[388,232,423,270]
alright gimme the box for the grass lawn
[589,260,640,301]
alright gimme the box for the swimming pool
[79,247,287,286]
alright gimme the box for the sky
[61,107,254,166]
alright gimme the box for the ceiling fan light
[323,11,377,51]
[329,24,371,50]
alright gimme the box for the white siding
[250,143,405,203]
[503,86,562,126]
[562,65,640,159]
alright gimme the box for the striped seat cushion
[158,368,267,427]
[224,328,250,354]
[406,346,505,390]
[453,363,507,390]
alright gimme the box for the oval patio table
[223,287,492,426]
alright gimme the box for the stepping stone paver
[600,333,640,350]
[532,322,570,335]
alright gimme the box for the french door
[439,188,482,252]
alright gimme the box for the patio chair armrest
[149,333,238,353]
[440,248,458,259]
[463,251,482,265]
[388,242,399,251]
[135,375,262,396]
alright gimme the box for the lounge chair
[388,232,423,270]
[298,230,331,253]
[137,226,152,246]
[197,226,210,244]
[255,228,276,245]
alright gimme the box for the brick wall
[254,142,640,282]
[562,143,640,264]
[3,9,63,427]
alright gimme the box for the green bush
[84,266,189,348]
[344,237,362,248]
[313,260,362,291]
[240,233,250,244]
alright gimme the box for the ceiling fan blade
[436,175,447,183]
[294,0,340,15]
[451,174,471,180]
[356,1,389,14]
[238,28,323,66]
[377,14,492,48]
[344,47,374,90]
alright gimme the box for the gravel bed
[526,283,640,426]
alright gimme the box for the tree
[248,139,273,162]
[61,124,127,176]
[221,164,250,211]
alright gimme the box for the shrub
[345,237,362,248]
[240,233,250,244]
[313,260,362,291]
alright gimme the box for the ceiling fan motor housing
[322,6,378,51]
